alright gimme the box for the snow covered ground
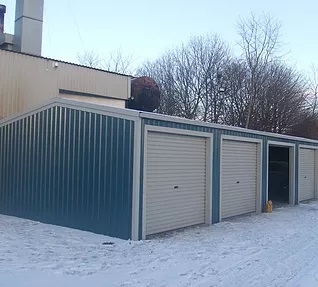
[2,202,318,287]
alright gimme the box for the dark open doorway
[268,146,290,205]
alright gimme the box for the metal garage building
[1,98,318,240]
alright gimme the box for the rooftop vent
[14,0,44,55]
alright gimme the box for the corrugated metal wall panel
[212,130,222,223]
[0,105,135,239]
[145,132,206,236]
[0,50,129,119]
[57,62,129,100]
[299,148,315,201]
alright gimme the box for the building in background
[0,0,132,119]
[0,49,131,119]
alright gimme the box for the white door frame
[298,145,318,202]
[142,125,213,240]
[220,135,263,221]
[267,141,296,205]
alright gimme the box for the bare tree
[222,59,249,127]
[73,14,313,139]
[77,48,135,74]
[222,57,308,134]
[289,64,318,139]
[101,48,135,74]
[237,13,282,128]
[307,64,318,116]
[186,35,230,123]
[138,34,230,120]
[251,63,307,133]
[138,56,180,116]
[77,50,101,68]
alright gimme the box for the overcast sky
[2,0,317,74]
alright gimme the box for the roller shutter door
[299,148,315,201]
[221,140,258,219]
[145,132,207,236]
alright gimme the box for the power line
[43,3,52,46]
[66,0,86,50]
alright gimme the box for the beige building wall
[0,49,130,119]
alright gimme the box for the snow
[2,202,318,287]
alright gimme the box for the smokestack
[14,0,44,55]
[0,4,6,34]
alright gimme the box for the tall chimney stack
[14,0,44,55]
[0,4,6,34]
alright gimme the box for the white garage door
[299,148,315,202]
[221,140,258,219]
[145,131,207,236]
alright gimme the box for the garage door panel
[221,183,257,190]
[147,197,205,209]
[222,206,256,218]
[147,178,206,185]
[147,217,204,235]
[146,189,206,197]
[147,161,206,168]
[222,192,256,200]
[299,148,315,201]
[148,135,205,144]
[148,149,206,155]
[147,214,205,228]
[147,167,206,173]
[147,187,206,194]
[145,131,207,236]
[221,140,258,219]
[147,206,206,219]
[146,213,205,234]
[147,205,206,218]
[222,197,256,207]
[147,189,206,197]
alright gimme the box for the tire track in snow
[178,209,318,287]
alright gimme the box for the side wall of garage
[0,103,136,239]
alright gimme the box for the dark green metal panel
[212,130,221,223]
[295,143,300,204]
[138,121,145,240]
[0,106,135,240]
[262,138,268,211]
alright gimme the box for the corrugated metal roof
[0,98,140,127]
[1,97,318,145]
[139,111,318,144]
[0,48,133,78]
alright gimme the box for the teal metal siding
[138,121,145,240]
[262,138,268,209]
[212,130,221,223]
[295,143,300,203]
[0,106,135,239]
